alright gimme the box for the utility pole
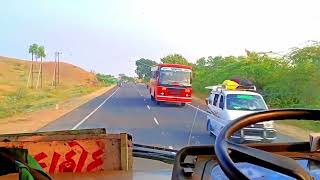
[57,52,62,84]
[31,58,34,88]
[51,51,62,88]
[27,57,34,88]
[35,58,43,89]
[52,52,57,88]
[27,54,37,88]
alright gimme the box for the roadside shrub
[96,73,117,86]
[193,44,320,109]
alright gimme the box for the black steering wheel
[214,109,320,180]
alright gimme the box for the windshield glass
[226,94,267,111]
[159,67,191,86]
[1,1,320,174]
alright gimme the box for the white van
[206,86,276,143]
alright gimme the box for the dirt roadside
[275,123,311,141]
[0,85,115,134]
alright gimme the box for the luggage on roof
[206,79,256,92]
[222,80,239,90]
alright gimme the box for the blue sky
[0,0,319,76]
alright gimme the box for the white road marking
[136,87,145,97]
[187,105,199,145]
[153,117,159,125]
[147,105,151,110]
[189,103,225,126]
[71,87,120,130]
[187,103,210,115]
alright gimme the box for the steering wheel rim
[214,109,320,180]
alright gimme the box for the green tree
[28,43,39,61]
[135,58,157,80]
[192,45,320,109]
[288,43,320,65]
[36,46,46,88]
[160,54,189,65]
[96,73,117,86]
[37,46,46,61]
[196,57,206,67]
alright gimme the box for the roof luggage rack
[205,84,257,92]
[237,85,257,91]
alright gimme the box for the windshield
[159,67,191,86]
[226,94,267,111]
[1,1,320,176]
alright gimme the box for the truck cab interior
[0,109,319,180]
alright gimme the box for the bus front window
[159,68,191,86]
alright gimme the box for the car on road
[206,84,277,143]
[117,80,123,87]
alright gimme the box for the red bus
[148,64,192,106]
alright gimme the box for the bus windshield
[226,94,267,111]
[159,67,191,86]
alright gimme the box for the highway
[39,83,296,150]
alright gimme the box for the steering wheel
[214,109,320,180]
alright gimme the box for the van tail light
[205,98,208,105]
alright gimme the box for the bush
[96,73,117,86]
[193,45,320,109]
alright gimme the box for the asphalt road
[39,83,296,150]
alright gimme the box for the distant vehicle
[206,80,276,143]
[117,81,123,87]
[148,64,192,106]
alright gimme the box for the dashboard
[172,142,320,180]
[209,160,320,179]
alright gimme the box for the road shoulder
[275,123,311,141]
[0,85,115,134]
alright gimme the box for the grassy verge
[278,120,320,132]
[0,85,100,119]
[192,92,208,101]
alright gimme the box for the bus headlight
[186,94,190,97]
[160,92,165,95]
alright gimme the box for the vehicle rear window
[226,94,267,111]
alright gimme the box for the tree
[27,43,39,88]
[28,43,39,61]
[196,57,206,67]
[135,58,157,80]
[160,54,189,65]
[37,46,46,60]
[288,43,320,65]
[36,46,46,88]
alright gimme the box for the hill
[0,56,100,119]
[0,56,97,93]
